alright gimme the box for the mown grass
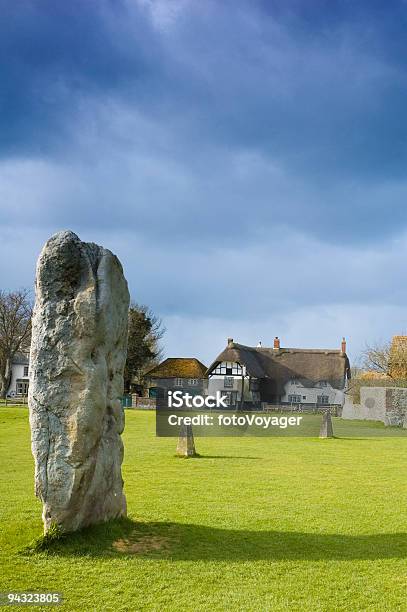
[1,407,407,611]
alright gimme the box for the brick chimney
[341,337,347,353]
[273,336,280,350]
[227,337,234,346]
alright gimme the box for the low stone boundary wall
[262,403,342,416]
[342,387,407,427]
[131,396,156,410]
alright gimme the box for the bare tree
[0,289,33,398]
[361,338,407,379]
[361,341,392,377]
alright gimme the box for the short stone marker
[319,411,334,438]
[176,424,197,457]
[29,230,130,533]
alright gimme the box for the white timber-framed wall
[7,360,30,397]
[207,361,260,407]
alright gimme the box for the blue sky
[1,0,407,365]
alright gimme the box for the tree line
[0,289,164,398]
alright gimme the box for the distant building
[206,337,351,409]
[7,353,30,397]
[145,358,207,399]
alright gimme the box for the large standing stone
[29,231,130,533]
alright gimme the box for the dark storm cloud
[2,0,407,171]
[1,0,407,245]
[0,0,165,155]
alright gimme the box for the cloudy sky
[1,0,407,365]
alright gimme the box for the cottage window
[319,380,328,387]
[224,376,234,388]
[288,394,301,403]
[188,379,199,386]
[317,395,329,405]
[212,362,243,376]
[16,380,29,395]
[174,378,183,387]
[23,366,29,377]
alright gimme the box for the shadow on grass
[333,438,388,441]
[21,517,407,561]
[193,455,260,460]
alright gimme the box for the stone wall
[342,386,407,426]
[131,396,156,409]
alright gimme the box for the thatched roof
[207,342,351,393]
[12,353,29,366]
[146,358,207,379]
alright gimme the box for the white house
[206,337,351,409]
[7,353,30,397]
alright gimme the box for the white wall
[281,381,344,405]
[7,363,29,396]
[207,375,251,401]
[342,388,387,422]
[342,395,375,420]
[207,362,256,404]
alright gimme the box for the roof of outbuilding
[12,353,29,366]
[207,342,351,392]
[146,358,207,379]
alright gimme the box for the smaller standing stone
[319,411,334,438]
[176,424,197,457]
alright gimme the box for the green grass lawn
[1,407,407,611]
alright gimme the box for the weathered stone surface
[176,424,197,457]
[319,412,334,438]
[28,231,130,533]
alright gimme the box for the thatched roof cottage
[207,337,351,409]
